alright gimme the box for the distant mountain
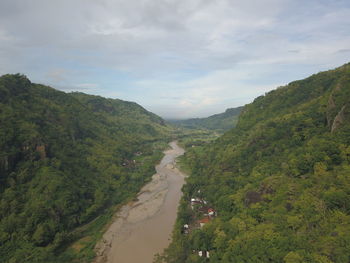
[0,74,170,262]
[170,106,243,132]
[163,63,350,262]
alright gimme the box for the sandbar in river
[93,141,185,263]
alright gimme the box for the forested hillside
[170,107,243,132]
[0,74,170,262]
[160,63,350,262]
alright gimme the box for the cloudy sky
[0,0,350,118]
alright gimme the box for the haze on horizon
[0,0,349,119]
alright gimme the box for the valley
[94,141,185,263]
[0,63,350,263]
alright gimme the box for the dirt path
[93,141,185,263]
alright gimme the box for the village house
[198,217,210,228]
[198,251,210,258]
[198,206,209,215]
[183,224,189,234]
[190,198,202,209]
[208,208,217,217]
[191,197,201,203]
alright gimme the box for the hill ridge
[0,74,170,262]
[161,62,350,263]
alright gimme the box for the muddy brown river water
[93,141,185,263]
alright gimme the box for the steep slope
[161,63,350,263]
[0,74,170,262]
[170,106,243,132]
[70,92,166,137]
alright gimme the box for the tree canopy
[160,63,350,263]
[0,74,171,262]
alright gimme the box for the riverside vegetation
[157,63,350,263]
[0,74,172,262]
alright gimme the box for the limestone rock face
[331,106,346,133]
[327,79,349,132]
[326,94,336,127]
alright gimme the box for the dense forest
[0,74,171,262]
[170,107,243,132]
[2,63,350,263]
[158,63,350,262]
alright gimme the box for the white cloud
[0,0,349,118]
[135,66,282,118]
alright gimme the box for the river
[93,141,185,263]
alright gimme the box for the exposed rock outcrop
[326,94,336,127]
[331,106,346,133]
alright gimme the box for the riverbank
[93,141,185,263]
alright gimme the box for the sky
[0,0,350,119]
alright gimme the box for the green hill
[169,106,243,132]
[0,74,170,262]
[160,63,350,263]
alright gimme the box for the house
[198,206,209,215]
[198,217,210,228]
[183,224,189,234]
[191,198,202,203]
[198,251,210,258]
[208,208,216,217]
[190,198,203,209]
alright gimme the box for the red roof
[198,217,210,224]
